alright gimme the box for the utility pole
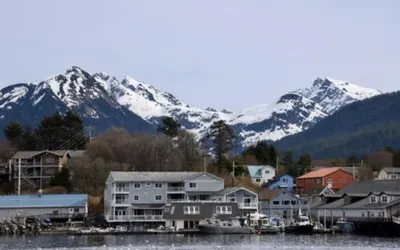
[232,161,236,187]
[40,156,43,190]
[17,158,21,195]
[89,126,92,141]
[203,155,207,172]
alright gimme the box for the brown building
[11,150,74,191]
[296,167,354,193]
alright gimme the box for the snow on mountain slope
[0,66,382,150]
[294,77,382,114]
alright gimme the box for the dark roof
[163,202,241,220]
[337,179,400,195]
[301,187,326,197]
[132,204,165,209]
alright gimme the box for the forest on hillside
[274,91,400,158]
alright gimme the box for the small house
[246,165,276,186]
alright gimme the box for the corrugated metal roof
[110,171,207,182]
[297,167,342,179]
[0,194,87,208]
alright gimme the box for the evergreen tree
[20,126,38,150]
[283,150,297,176]
[50,167,72,192]
[62,110,87,149]
[36,112,64,149]
[3,121,24,148]
[207,120,236,165]
[297,153,312,176]
[243,142,279,166]
[346,155,359,165]
[157,116,181,137]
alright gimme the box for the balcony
[167,187,185,192]
[238,202,258,209]
[114,188,129,193]
[105,215,164,222]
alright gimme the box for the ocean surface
[1,234,400,250]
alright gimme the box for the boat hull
[198,225,254,234]
[284,225,314,235]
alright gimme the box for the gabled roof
[381,168,400,174]
[297,167,344,179]
[12,150,70,159]
[212,187,257,197]
[301,186,334,197]
[259,189,281,201]
[0,194,87,208]
[109,171,221,182]
[246,165,274,178]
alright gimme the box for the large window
[216,206,232,214]
[155,183,163,188]
[184,206,200,215]
[189,183,196,188]
[134,183,141,188]
[155,195,162,201]
[133,195,139,201]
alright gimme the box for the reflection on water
[1,234,400,249]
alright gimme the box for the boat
[197,213,255,234]
[335,217,354,233]
[249,212,279,234]
[284,208,314,235]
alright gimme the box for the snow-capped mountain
[0,66,382,150]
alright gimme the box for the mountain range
[0,66,383,154]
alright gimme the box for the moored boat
[198,213,255,234]
[284,208,313,235]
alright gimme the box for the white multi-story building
[246,165,276,186]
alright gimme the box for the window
[133,195,139,201]
[370,195,376,203]
[134,183,141,188]
[155,183,162,188]
[189,183,196,188]
[146,182,152,186]
[256,179,261,182]
[74,208,79,213]
[184,206,200,215]
[116,195,128,204]
[265,170,270,174]
[378,211,382,217]
[283,200,289,205]
[391,174,397,179]
[282,178,287,183]
[370,212,374,217]
[361,212,365,217]
[228,197,236,202]
[381,195,388,203]
[116,183,128,192]
[216,206,232,214]
[272,201,280,205]
[290,200,297,205]
[283,190,288,195]
[155,195,162,201]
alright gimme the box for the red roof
[297,167,342,179]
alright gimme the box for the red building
[296,167,354,193]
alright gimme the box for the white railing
[167,187,185,192]
[238,202,258,209]
[114,188,129,193]
[105,215,164,221]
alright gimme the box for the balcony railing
[238,202,258,209]
[167,187,185,192]
[105,215,164,221]
[114,188,129,193]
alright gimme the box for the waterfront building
[296,167,354,193]
[315,179,400,222]
[0,193,88,221]
[259,188,308,218]
[246,165,276,186]
[163,201,241,231]
[104,171,258,228]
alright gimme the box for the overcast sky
[1,1,399,111]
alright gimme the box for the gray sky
[1,1,399,112]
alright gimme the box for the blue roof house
[246,165,276,186]
[0,193,88,220]
[263,174,295,191]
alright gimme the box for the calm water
[1,234,400,250]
